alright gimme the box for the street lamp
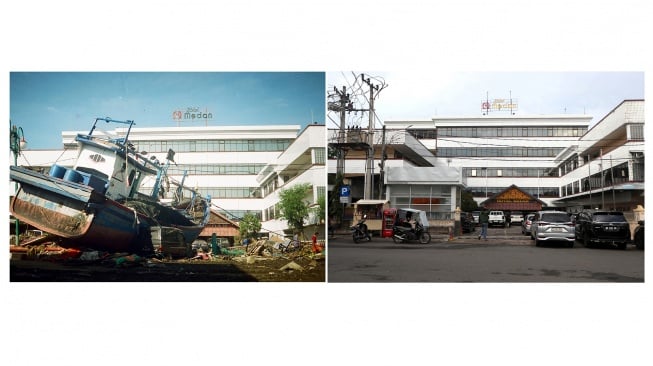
[10,123,27,246]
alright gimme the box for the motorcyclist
[405,212,417,231]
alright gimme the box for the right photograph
[326,71,645,283]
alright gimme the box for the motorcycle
[392,221,431,244]
[351,215,372,243]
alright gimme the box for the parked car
[510,211,524,225]
[633,220,644,250]
[488,210,505,226]
[530,211,575,247]
[521,213,535,236]
[575,210,631,249]
[461,212,476,233]
[471,211,480,224]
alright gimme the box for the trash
[223,248,243,255]
[190,252,211,260]
[79,251,100,261]
[115,254,142,267]
[279,261,303,271]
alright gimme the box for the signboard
[172,107,214,123]
[339,185,351,203]
[495,187,531,203]
[481,99,518,113]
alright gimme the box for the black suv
[461,212,476,233]
[575,210,631,249]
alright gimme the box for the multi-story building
[14,123,326,241]
[385,113,593,208]
[553,100,645,213]
[328,99,644,224]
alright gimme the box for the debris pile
[9,233,325,281]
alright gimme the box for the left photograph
[9,72,326,282]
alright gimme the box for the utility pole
[328,86,352,177]
[361,74,381,200]
[378,125,386,200]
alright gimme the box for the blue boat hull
[10,166,142,252]
[10,166,210,253]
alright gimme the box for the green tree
[239,212,261,241]
[328,173,344,222]
[315,193,326,224]
[461,189,478,212]
[278,183,312,234]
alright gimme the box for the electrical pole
[361,74,381,200]
[328,86,352,177]
[378,125,386,200]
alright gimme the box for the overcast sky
[327,71,644,129]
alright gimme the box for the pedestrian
[311,231,322,253]
[478,208,489,241]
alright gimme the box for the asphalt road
[327,225,644,282]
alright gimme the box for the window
[631,124,644,140]
[313,148,325,164]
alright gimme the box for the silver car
[521,213,535,235]
[530,211,575,247]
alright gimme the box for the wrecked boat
[10,117,211,254]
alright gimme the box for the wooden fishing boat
[10,117,211,254]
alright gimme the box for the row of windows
[135,139,292,153]
[434,126,587,138]
[468,187,560,198]
[464,167,559,178]
[408,127,588,139]
[437,147,564,158]
[217,209,262,221]
[167,164,266,176]
[197,187,260,199]
[560,154,579,176]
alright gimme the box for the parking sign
[340,185,351,203]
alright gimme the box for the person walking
[478,208,489,241]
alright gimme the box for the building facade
[14,123,326,241]
[329,99,644,225]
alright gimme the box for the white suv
[530,211,575,247]
[488,211,505,226]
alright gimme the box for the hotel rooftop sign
[481,98,518,113]
[172,107,214,124]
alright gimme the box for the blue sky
[10,72,326,149]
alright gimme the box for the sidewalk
[330,228,532,245]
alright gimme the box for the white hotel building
[328,99,644,221]
[13,123,326,239]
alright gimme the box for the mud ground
[9,252,325,282]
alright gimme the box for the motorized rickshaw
[381,208,431,244]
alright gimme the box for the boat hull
[10,166,210,254]
[10,166,141,252]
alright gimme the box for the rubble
[279,261,303,271]
[9,233,325,281]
